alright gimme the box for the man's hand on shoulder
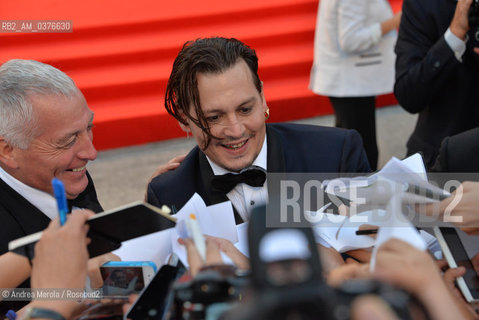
[144,154,187,200]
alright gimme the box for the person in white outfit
[309,0,401,170]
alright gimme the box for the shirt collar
[207,135,267,175]
[0,166,58,219]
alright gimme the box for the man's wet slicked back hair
[0,59,78,149]
[165,37,262,148]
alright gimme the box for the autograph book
[9,201,176,259]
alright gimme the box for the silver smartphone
[433,226,479,302]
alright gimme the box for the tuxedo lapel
[198,152,244,224]
[0,178,50,236]
[265,125,289,207]
[266,125,286,172]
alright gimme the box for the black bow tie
[211,167,266,193]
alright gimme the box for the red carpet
[0,0,403,150]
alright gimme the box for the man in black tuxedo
[394,0,479,170]
[0,59,103,314]
[147,37,370,223]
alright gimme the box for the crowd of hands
[4,179,479,319]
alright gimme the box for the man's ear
[0,138,18,169]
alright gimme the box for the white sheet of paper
[174,193,208,225]
[198,201,238,243]
[220,222,250,265]
[233,222,249,256]
[311,210,380,252]
[171,193,239,266]
[369,193,427,271]
[112,228,174,269]
[394,153,427,180]
[374,155,449,199]
[324,154,450,205]
[311,202,433,254]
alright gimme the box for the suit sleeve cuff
[445,27,467,62]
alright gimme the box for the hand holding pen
[52,178,69,225]
[186,213,206,261]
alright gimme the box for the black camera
[168,266,248,320]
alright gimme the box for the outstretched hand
[179,236,249,277]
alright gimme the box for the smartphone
[100,261,157,298]
[433,227,479,302]
[124,255,186,320]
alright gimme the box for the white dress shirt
[445,27,467,62]
[0,166,58,219]
[445,0,467,62]
[207,136,268,222]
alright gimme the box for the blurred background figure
[310,0,401,171]
[394,0,479,170]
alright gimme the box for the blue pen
[52,178,68,226]
[6,309,16,320]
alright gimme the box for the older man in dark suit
[0,59,102,254]
[147,37,370,223]
[0,59,103,314]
